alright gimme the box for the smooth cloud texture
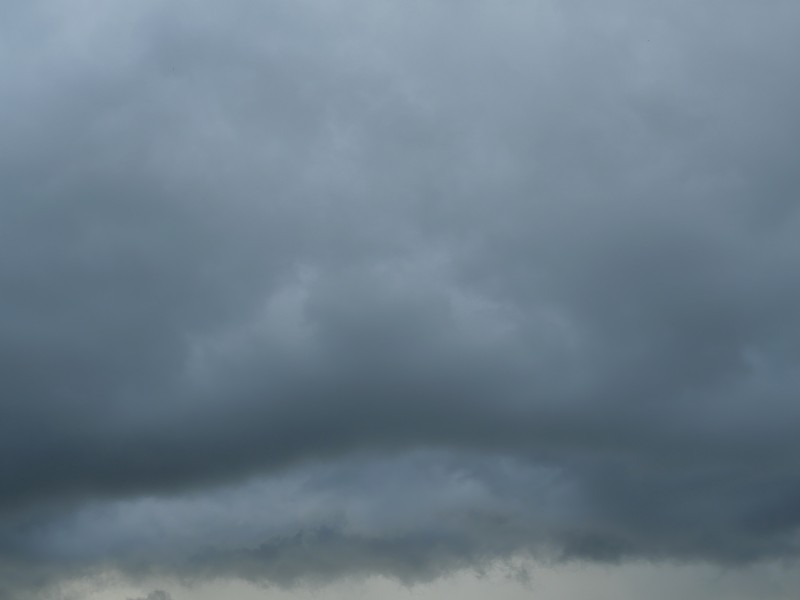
[2,0,800,597]
[128,593,171,600]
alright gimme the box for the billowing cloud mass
[2,0,800,598]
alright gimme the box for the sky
[2,1,800,599]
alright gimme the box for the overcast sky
[2,1,800,599]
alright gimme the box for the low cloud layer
[128,593,171,600]
[2,0,800,597]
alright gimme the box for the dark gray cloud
[2,0,800,597]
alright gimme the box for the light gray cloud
[2,0,800,597]
[128,592,171,600]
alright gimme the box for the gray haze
[2,0,800,597]
[127,593,171,600]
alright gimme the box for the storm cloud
[2,0,800,597]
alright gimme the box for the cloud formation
[128,593,171,600]
[2,0,800,597]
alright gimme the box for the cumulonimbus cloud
[2,0,800,597]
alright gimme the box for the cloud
[2,0,800,596]
[128,593,171,600]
